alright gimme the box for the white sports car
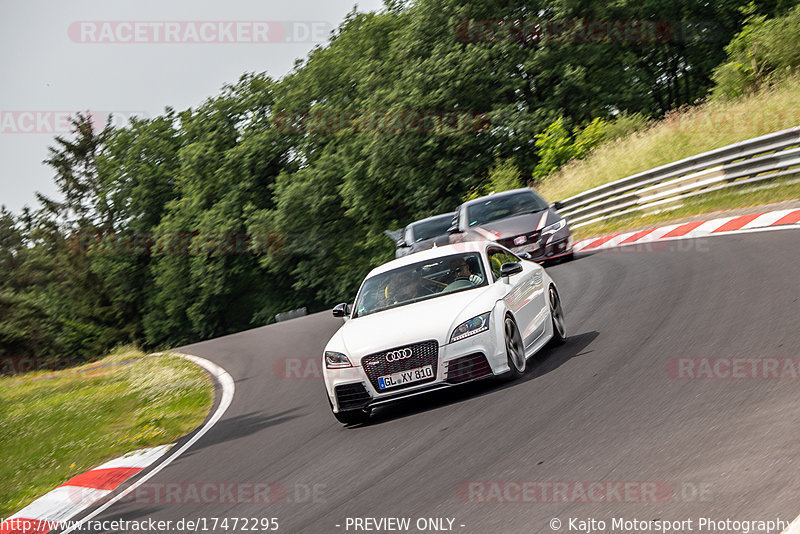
[323,241,566,425]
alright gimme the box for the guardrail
[557,126,800,229]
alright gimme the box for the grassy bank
[538,77,800,204]
[0,348,214,518]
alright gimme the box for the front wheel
[333,408,370,426]
[503,315,526,379]
[328,395,370,426]
[548,285,567,345]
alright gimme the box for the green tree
[144,74,291,346]
[712,3,800,99]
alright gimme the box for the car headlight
[451,312,491,342]
[541,219,566,235]
[325,351,353,368]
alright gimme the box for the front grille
[361,340,438,393]
[446,353,493,384]
[498,230,541,250]
[334,383,371,410]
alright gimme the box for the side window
[487,247,520,281]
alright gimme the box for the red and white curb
[0,353,234,534]
[573,208,800,253]
[1,445,174,534]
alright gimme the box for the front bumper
[512,232,572,262]
[324,329,506,413]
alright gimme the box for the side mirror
[500,262,523,280]
[518,251,532,261]
[332,303,351,318]
[551,200,564,210]
[447,225,459,234]
[396,239,409,248]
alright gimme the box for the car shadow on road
[361,330,600,426]
[525,330,600,382]
[181,408,306,453]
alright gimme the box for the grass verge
[0,347,214,519]
[538,77,800,203]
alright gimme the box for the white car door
[487,246,548,350]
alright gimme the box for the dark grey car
[449,188,573,263]
[395,213,454,258]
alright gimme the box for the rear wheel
[504,315,526,379]
[548,285,567,345]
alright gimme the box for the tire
[548,285,567,345]
[327,394,370,425]
[503,314,526,379]
[333,408,370,426]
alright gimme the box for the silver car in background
[395,212,454,258]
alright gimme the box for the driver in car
[448,257,483,285]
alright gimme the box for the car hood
[328,286,501,361]
[469,209,558,239]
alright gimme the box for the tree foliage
[712,3,800,99]
[2,0,796,364]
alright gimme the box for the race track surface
[90,229,800,533]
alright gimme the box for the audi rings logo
[385,348,413,362]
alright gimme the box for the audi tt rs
[323,241,567,425]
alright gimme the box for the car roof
[367,241,490,278]
[462,187,538,207]
[407,212,454,228]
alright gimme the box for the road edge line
[59,352,235,534]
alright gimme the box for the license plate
[377,365,433,390]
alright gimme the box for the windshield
[409,215,453,242]
[353,252,488,318]
[466,191,548,227]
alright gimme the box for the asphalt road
[93,229,800,533]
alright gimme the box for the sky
[0,0,385,214]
